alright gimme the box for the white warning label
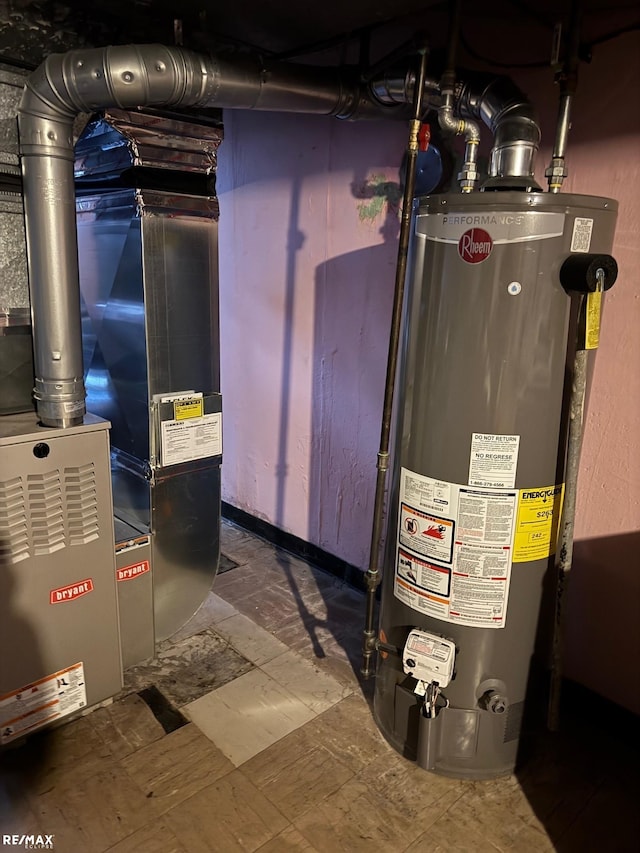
[394,468,517,628]
[0,662,87,744]
[469,433,520,488]
[570,217,594,253]
[161,411,222,466]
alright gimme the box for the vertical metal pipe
[548,266,606,731]
[362,48,429,679]
[546,0,582,192]
[548,345,588,730]
[547,0,586,726]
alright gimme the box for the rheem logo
[458,228,493,264]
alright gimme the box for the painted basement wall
[217,32,639,713]
[217,113,407,569]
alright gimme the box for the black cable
[589,22,640,45]
[0,54,37,72]
[459,31,550,68]
[273,2,449,62]
[460,19,639,69]
[507,0,555,31]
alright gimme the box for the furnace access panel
[0,413,122,744]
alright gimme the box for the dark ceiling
[0,0,638,73]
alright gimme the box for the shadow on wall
[564,530,640,716]
[515,531,640,851]
[307,186,401,568]
[269,159,402,682]
[515,671,639,852]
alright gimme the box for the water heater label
[513,484,564,562]
[395,468,517,628]
[469,433,520,488]
[0,663,87,745]
[570,217,594,253]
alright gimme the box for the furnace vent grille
[28,470,65,555]
[65,463,99,545]
[0,476,30,565]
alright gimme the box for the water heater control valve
[402,629,456,688]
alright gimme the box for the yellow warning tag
[585,290,602,350]
[174,398,203,420]
[513,484,564,563]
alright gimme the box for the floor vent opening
[218,553,239,574]
[138,685,188,735]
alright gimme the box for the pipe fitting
[481,690,509,714]
[438,93,481,192]
[456,74,541,188]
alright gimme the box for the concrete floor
[1,519,637,851]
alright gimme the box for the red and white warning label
[399,504,455,565]
[394,468,517,628]
[0,662,87,744]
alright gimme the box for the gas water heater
[373,191,617,778]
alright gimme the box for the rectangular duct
[75,109,224,642]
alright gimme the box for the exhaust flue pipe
[19,45,388,427]
[19,47,218,426]
[19,44,541,427]
[457,74,541,189]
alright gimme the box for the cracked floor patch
[122,628,254,707]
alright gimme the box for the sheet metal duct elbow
[456,74,541,189]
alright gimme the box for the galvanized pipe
[548,344,588,731]
[546,0,582,192]
[438,91,481,192]
[362,48,429,679]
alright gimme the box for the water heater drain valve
[403,628,456,697]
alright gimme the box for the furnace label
[117,560,151,582]
[469,432,520,488]
[395,468,517,628]
[49,578,94,604]
[513,484,564,562]
[174,398,204,420]
[161,411,222,466]
[0,663,87,744]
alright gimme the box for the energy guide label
[394,467,517,628]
